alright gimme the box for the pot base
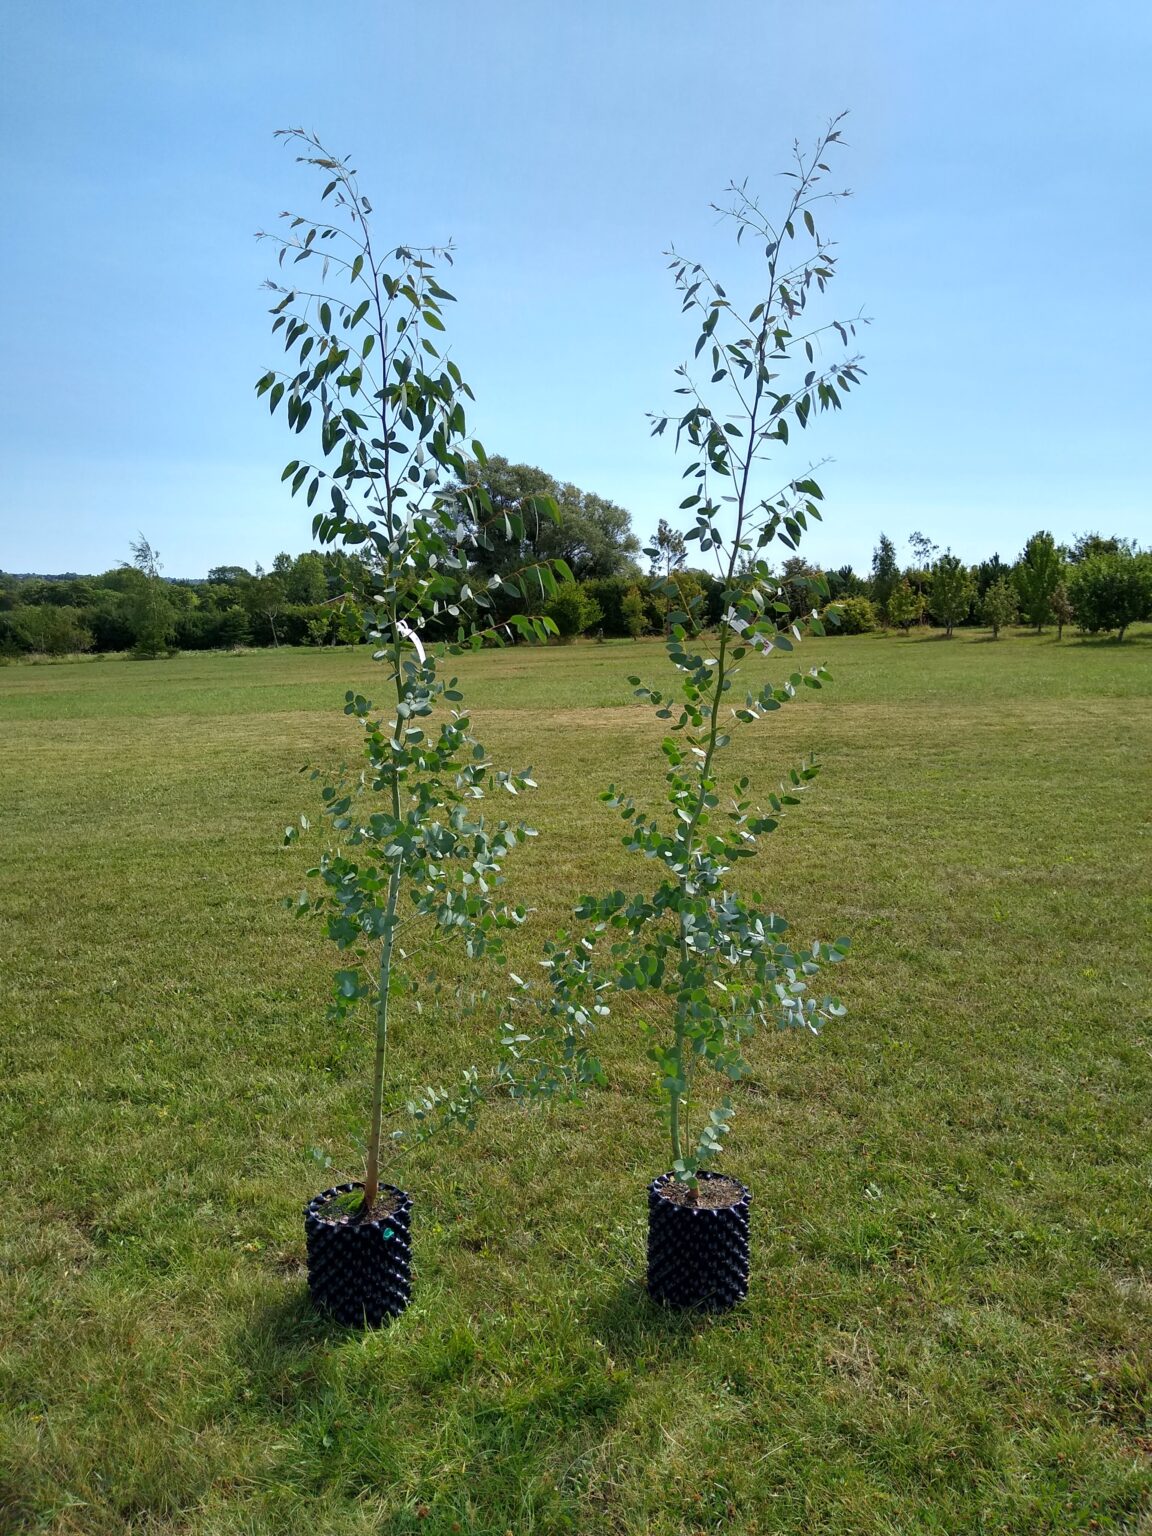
[647,1171,750,1311]
[304,1181,412,1327]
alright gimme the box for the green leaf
[334,970,360,999]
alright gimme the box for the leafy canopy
[512,119,861,1183]
[260,133,568,1211]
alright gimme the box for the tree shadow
[1073,630,1152,647]
[225,1267,759,1528]
[233,1281,364,1389]
[580,1274,745,1361]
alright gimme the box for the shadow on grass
[230,1283,644,1529]
[235,1284,356,1377]
[582,1275,745,1360]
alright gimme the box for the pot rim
[649,1169,751,1212]
[305,1180,412,1228]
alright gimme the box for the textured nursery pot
[304,1181,412,1326]
[646,1170,751,1311]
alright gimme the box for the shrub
[6,604,93,655]
[621,586,647,638]
[825,595,877,634]
[546,583,603,640]
[981,578,1018,638]
[1067,551,1152,642]
[888,580,925,633]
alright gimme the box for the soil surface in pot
[314,1188,401,1224]
[661,1176,745,1209]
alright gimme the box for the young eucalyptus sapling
[124,534,175,658]
[526,119,863,1188]
[258,132,565,1215]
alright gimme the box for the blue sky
[2,0,1149,578]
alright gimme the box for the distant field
[1,629,1150,1535]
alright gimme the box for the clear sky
[2,0,1149,579]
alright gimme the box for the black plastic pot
[304,1181,412,1327]
[646,1170,751,1311]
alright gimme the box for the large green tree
[826,564,866,599]
[870,532,899,617]
[1013,530,1064,632]
[779,555,823,621]
[206,564,252,586]
[975,552,1008,600]
[245,564,288,646]
[1069,531,1133,564]
[461,457,640,593]
[1067,551,1152,642]
[928,551,975,637]
[286,551,327,605]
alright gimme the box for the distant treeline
[3,518,1150,658]
[830,529,1152,643]
[0,549,366,658]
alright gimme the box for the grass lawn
[1,628,1150,1535]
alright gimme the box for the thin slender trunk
[360,637,407,1213]
[669,994,688,1167]
[360,855,401,1211]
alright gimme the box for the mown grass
[1,628,1149,1535]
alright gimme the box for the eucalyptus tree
[258,131,567,1235]
[650,518,689,576]
[909,530,938,570]
[523,120,861,1211]
[124,534,175,657]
